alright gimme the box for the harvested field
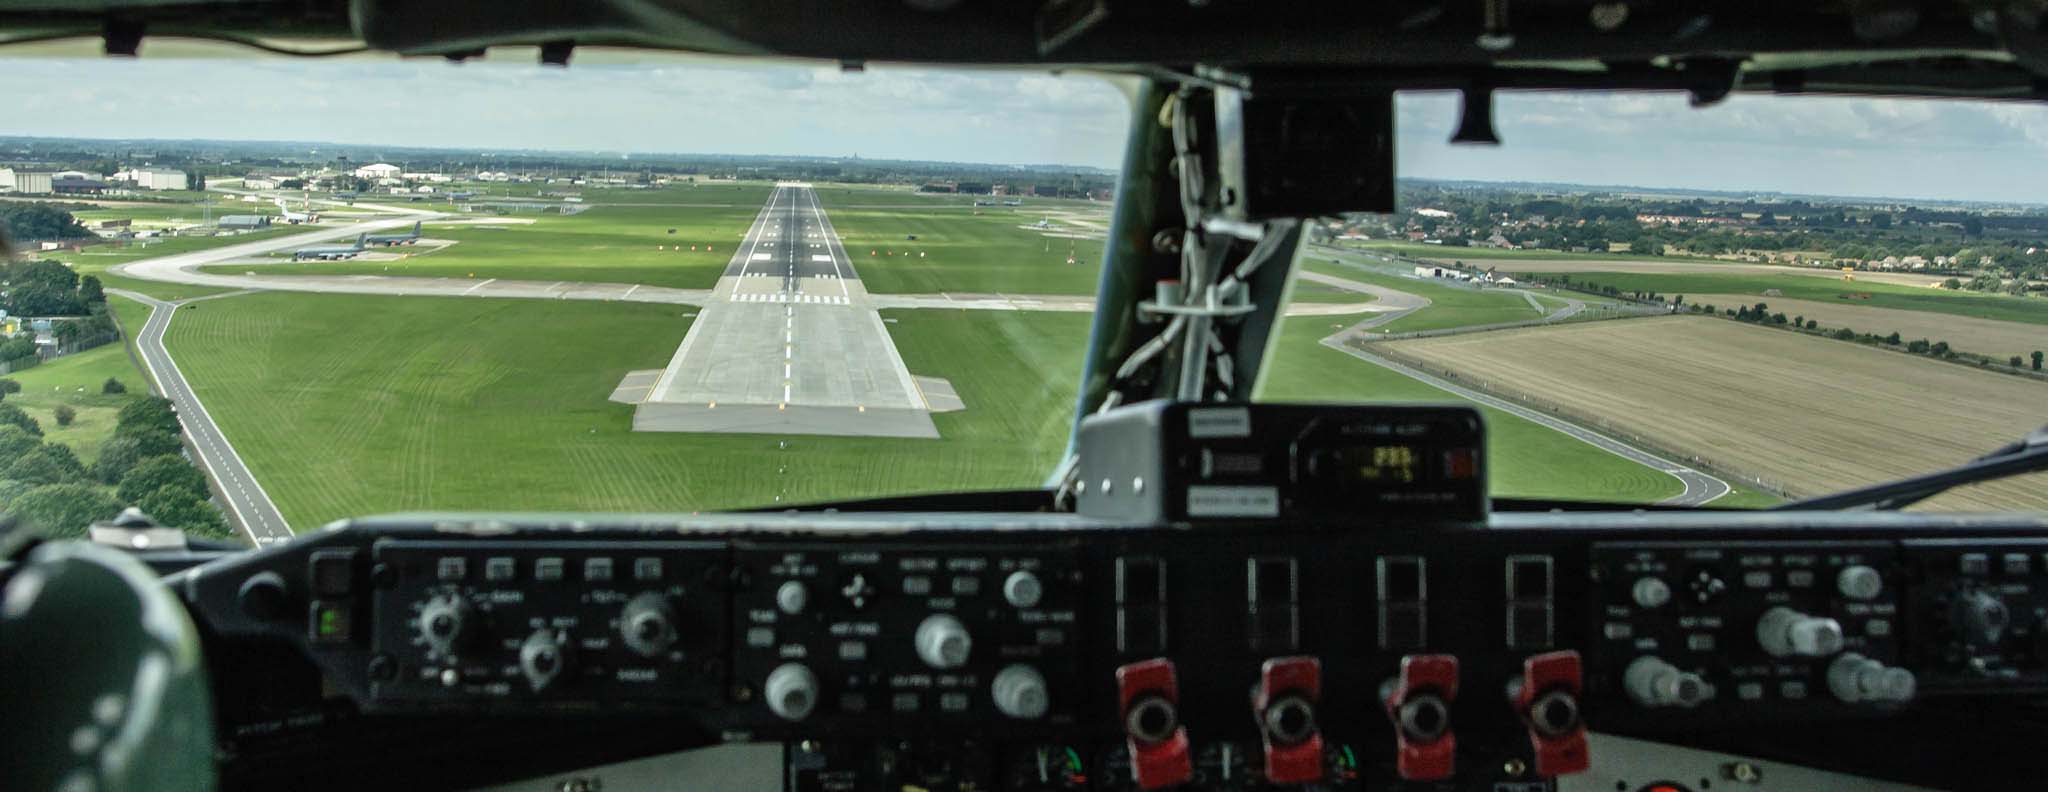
[1382,316,2048,511]
[1688,294,2048,361]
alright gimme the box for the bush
[1885,332,1902,345]
[0,425,37,459]
[2013,356,2027,368]
[5,443,87,486]
[101,377,127,395]
[116,396,180,436]
[8,483,121,538]
[1832,328,1856,341]
[137,484,228,537]
[52,405,74,427]
[1907,339,1932,354]
[0,378,18,397]
[117,454,209,505]
[0,403,41,438]
[91,428,182,484]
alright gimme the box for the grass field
[1,295,154,464]
[819,199,1109,296]
[1526,269,2046,326]
[1486,257,1948,288]
[1300,257,1550,332]
[42,228,298,301]
[1687,293,2048,361]
[1258,320,1685,504]
[213,204,761,290]
[1383,316,2048,511]
[161,292,1090,527]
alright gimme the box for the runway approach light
[708,402,716,409]
[919,252,926,258]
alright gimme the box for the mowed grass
[1258,320,1684,504]
[161,293,1089,528]
[220,203,764,290]
[1516,269,2046,326]
[1383,316,2048,510]
[43,228,299,301]
[821,195,1109,296]
[1301,257,1547,332]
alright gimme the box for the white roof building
[353,163,402,179]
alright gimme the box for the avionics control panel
[179,511,2048,791]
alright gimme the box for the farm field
[818,196,1110,296]
[161,292,1088,527]
[1687,293,2048,361]
[1441,254,1950,289]
[1259,320,1688,504]
[1382,316,2048,510]
[1525,269,2045,325]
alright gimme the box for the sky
[6,52,2048,203]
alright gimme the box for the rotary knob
[519,628,573,692]
[416,594,475,657]
[1950,589,2009,649]
[1756,606,1844,658]
[915,613,973,669]
[1624,656,1714,708]
[1836,565,1884,600]
[992,664,1050,719]
[765,663,820,721]
[620,592,679,657]
[1827,653,1915,704]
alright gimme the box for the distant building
[1414,208,1455,219]
[113,168,189,190]
[50,177,109,195]
[353,163,402,179]
[218,215,272,230]
[6,171,54,194]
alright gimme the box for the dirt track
[1384,316,2048,511]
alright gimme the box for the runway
[638,184,937,438]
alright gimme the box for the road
[107,288,294,545]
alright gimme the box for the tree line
[0,390,228,538]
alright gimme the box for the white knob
[1757,606,1844,658]
[1828,653,1916,703]
[1836,565,1883,600]
[915,613,973,669]
[776,581,809,615]
[765,663,819,721]
[992,664,1050,719]
[1624,656,1714,708]
[1004,570,1044,609]
[1632,577,1671,609]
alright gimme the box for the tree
[1792,315,1804,327]
[2035,351,2045,371]
[1964,216,1985,236]
[1771,313,1789,325]
[117,454,209,505]
[0,479,33,510]
[1833,328,1857,340]
[0,203,90,240]
[5,443,87,485]
[1943,278,1963,290]
[1885,331,1902,345]
[7,483,121,538]
[1932,341,1952,357]
[137,484,228,537]
[101,377,126,395]
[116,396,180,436]
[0,425,37,459]
[1805,319,1819,329]
[1907,339,1932,354]
[78,275,105,306]
[90,428,181,484]
[8,282,83,316]
[2013,356,2027,368]
[0,378,18,397]
[0,403,41,438]
[52,405,74,427]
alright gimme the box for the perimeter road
[109,288,293,545]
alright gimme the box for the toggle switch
[1116,658,1192,790]
[1382,654,1458,781]
[1251,656,1324,785]
[1506,650,1589,777]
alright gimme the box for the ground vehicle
[3,1,2048,790]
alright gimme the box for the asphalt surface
[107,288,295,545]
[640,185,935,437]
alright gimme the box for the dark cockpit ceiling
[1,0,2046,103]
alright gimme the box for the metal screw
[1724,761,1763,783]
[1502,758,1528,776]
[367,654,396,682]
[733,683,755,703]
[799,740,821,754]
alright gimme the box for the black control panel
[176,511,2048,791]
